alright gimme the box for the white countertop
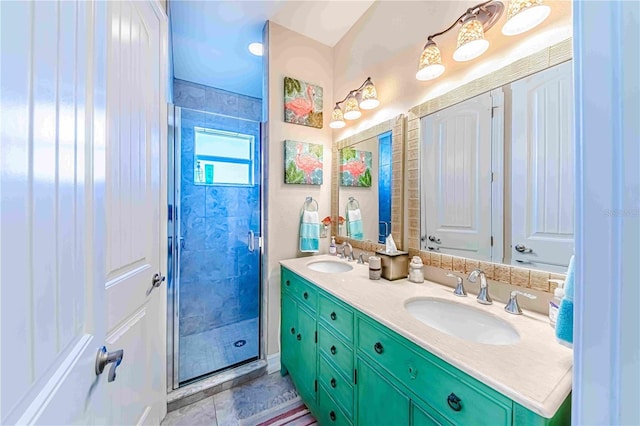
[280,255,573,419]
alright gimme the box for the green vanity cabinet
[281,269,318,405]
[280,267,570,426]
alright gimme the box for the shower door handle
[248,230,255,252]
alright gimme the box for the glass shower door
[171,107,261,385]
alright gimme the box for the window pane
[194,160,250,185]
[195,129,252,160]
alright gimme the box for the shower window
[194,127,254,186]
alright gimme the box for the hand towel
[555,255,574,348]
[299,210,320,253]
[347,208,364,240]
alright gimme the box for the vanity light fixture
[330,77,379,129]
[501,0,551,36]
[416,0,551,81]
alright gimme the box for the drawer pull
[303,291,309,299]
[329,411,336,421]
[286,280,290,286]
[330,311,337,320]
[408,365,417,380]
[447,393,462,412]
[297,334,302,341]
[330,345,337,355]
[374,342,384,354]
[290,327,295,334]
[330,378,336,388]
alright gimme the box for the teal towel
[348,220,364,240]
[299,211,320,253]
[556,255,575,347]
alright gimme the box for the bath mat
[253,401,316,426]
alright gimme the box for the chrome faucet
[357,252,366,264]
[445,273,467,297]
[340,242,355,262]
[504,290,537,315]
[468,269,492,305]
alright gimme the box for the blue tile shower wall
[175,79,262,337]
[378,133,392,243]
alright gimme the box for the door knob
[152,273,166,288]
[515,244,532,253]
[95,346,124,382]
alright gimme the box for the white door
[0,1,167,424]
[104,0,167,424]
[0,1,108,424]
[511,61,574,271]
[421,92,494,261]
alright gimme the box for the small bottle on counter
[329,236,337,256]
[369,256,381,280]
[408,256,424,283]
[548,279,565,328]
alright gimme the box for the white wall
[332,1,572,141]
[264,22,334,355]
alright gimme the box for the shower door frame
[166,105,265,391]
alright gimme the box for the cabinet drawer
[282,267,317,311]
[319,355,354,417]
[357,315,511,426]
[318,323,353,379]
[318,293,354,342]
[318,383,352,426]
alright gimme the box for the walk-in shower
[167,105,262,388]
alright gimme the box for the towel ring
[347,196,360,211]
[303,196,319,212]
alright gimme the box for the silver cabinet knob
[515,244,532,253]
[95,346,124,382]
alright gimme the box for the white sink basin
[405,298,520,345]
[307,260,353,273]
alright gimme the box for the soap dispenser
[329,236,337,256]
[548,279,565,327]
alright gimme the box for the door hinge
[315,331,317,343]
[491,106,498,118]
[354,368,358,385]
[491,236,494,247]
[315,379,318,392]
[491,172,494,182]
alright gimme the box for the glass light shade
[502,0,551,36]
[453,17,489,62]
[343,93,361,120]
[330,105,346,129]
[359,79,380,110]
[416,40,445,81]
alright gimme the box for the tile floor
[162,372,300,426]
[180,317,259,382]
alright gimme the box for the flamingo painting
[284,140,324,185]
[284,77,323,129]
[340,148,372,187]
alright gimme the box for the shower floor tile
[180,317,259,383]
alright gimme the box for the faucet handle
[504,290,537,315]
[445,273,466,297]
[357,253,366,264]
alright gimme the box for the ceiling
[170,0,375,99]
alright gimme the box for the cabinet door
[511,61,574,271]
[296,305,317,403]
[356,357,409,426]
[281,291,297,374]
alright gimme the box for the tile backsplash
[414,250,566,293]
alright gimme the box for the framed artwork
[284,140,323,185]
[340,147,372,187]
[284,77,323,129]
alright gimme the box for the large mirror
[332,115,404,249]
[412,40,573,273]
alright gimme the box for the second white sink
[307,260,353,273]
[405,298,520,345]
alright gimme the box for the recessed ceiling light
[248,42,263,56]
